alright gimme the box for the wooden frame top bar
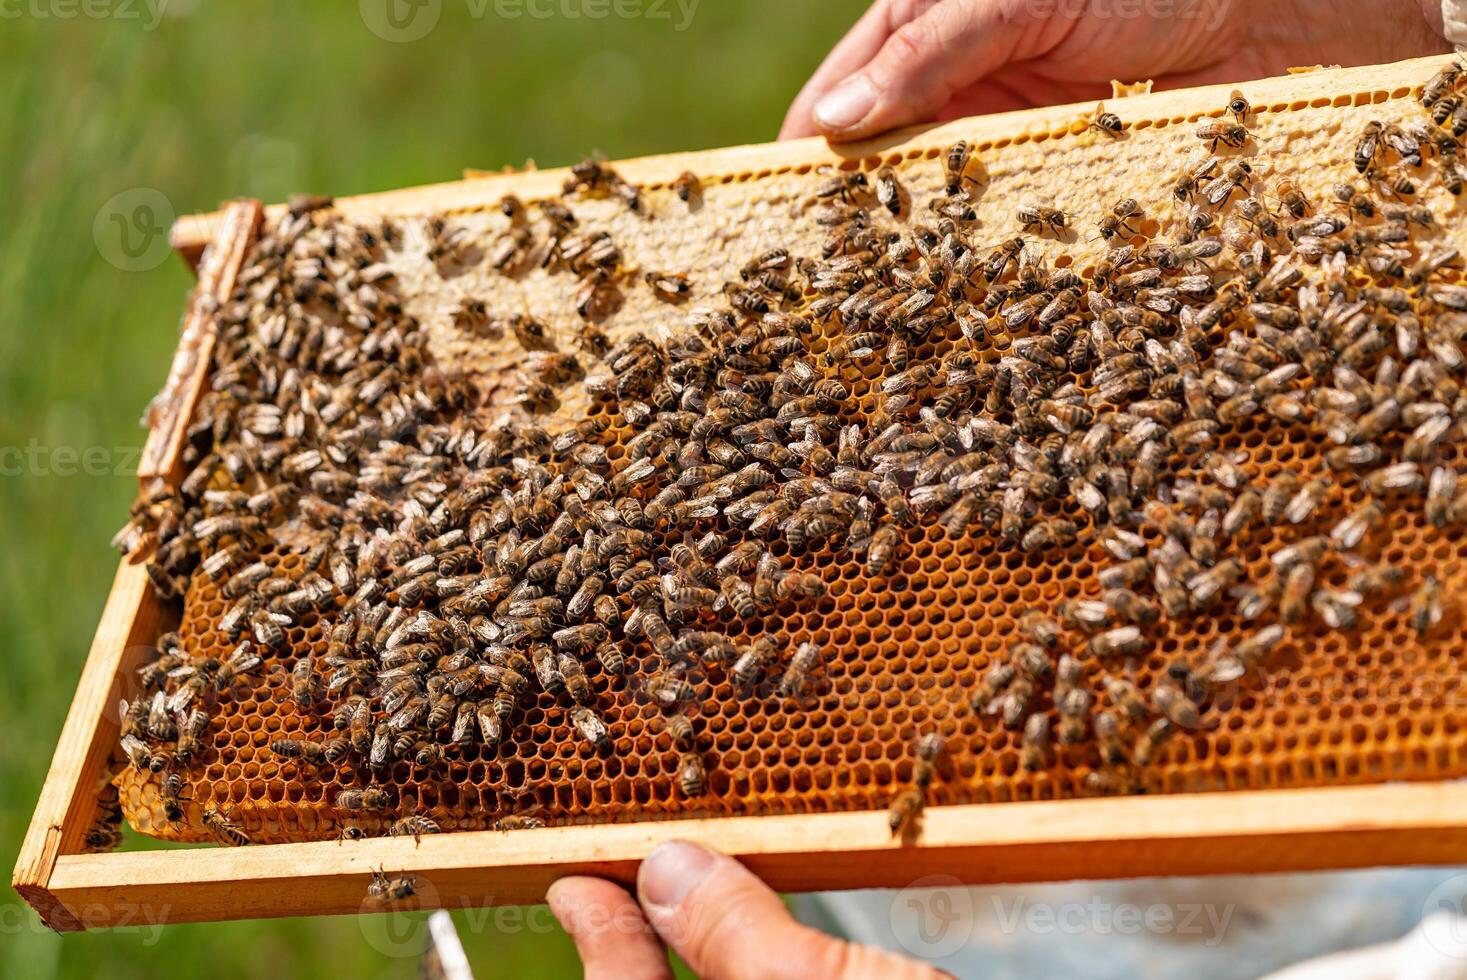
[170,55,1449,266]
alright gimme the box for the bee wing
[1205,180,1236,206]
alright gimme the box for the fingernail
[641,841,715,910]
[815,75,877,132]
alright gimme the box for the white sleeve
[1259,912,1467,980]
[1444,0,1467,49]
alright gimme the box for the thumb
[810,0,1039,141]
[637,841,945,980]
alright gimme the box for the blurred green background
[0,2,865,976]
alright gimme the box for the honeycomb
[116,61,1467,845]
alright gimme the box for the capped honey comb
[116,62,1467,846]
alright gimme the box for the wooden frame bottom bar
[32,782,1467,929]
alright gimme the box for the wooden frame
[18,53,1467,932]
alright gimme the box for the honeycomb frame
[17,54,1467,930]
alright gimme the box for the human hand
[780,0,1451,141]
[547,840,947,980]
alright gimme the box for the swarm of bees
[112,65,1467,873]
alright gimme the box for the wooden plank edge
[11,560,169,931]
[40,781,1467,928]
[168,53,1454,260]
[139,199,262,482]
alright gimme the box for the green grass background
[0,2,866,975]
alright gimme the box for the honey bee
[874,165,903,215]
[1088,626,1147,660]
[866,524,900,576]
[733,636,776,688]
[270,738,329,764]
[336,787,392,811]
[1408,576,1445,636]
[673,170,701,203]
[887,786,925,836]
[1132,718,1176,766]
[291,655,316,708]
[1226,89,1251,122]
[1330,500,1385,549]
[1423,61,1465,107]
[983,236,1025,281]
[677,751,707,796]
[1103,675,1149,724]
[645,271,692,301]
[1273,176,1310,218]
[1283,477,1332,524]
[367,868,417,905]
[1364,461,1425,495]
[1173,155,1220,201]
[1094,710,1127,766]
[1098,198,1141,241]
[1443,158,1467,196]
[1354,120,1384,172]
[1427,467,1459,527]
[1088,102,1123,137]
[1348,562,1407,597]
[1020,517,1078,552]
[778,642,821,698]
[571,705,611,751]
[1331,182,1375,221]
[1195,121,1248,151]
[943,140,975,194]
[1153,683,1206,730]
[969,661,1017,713]
[1017,203,1069,237]
[1057,687,1092,745]
[201,806,250,847]
[911,732,946,788]
[662,714,696,749]
[1205,161,1253,206]
[1020,713,1051,771]
[389,814,441,844]
[815,168,869,202]
[493,814,546,831]
[1450,101,1467,138]
[1020,611,1062,649]
[1216,624,1288,681]
[1276,564,1314,627]
[1370,164,1417,199]
[160,771,188,823]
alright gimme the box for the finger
[547,876,674,980]
[637,841,943,980]
[811,0,1063,141]
[779,0,906,139]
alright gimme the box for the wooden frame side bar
[12,561,172,930]
[140,198,262,481]
[37,782,1467,928]
[15,202,260,929]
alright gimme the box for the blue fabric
[792,867,1467,979]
